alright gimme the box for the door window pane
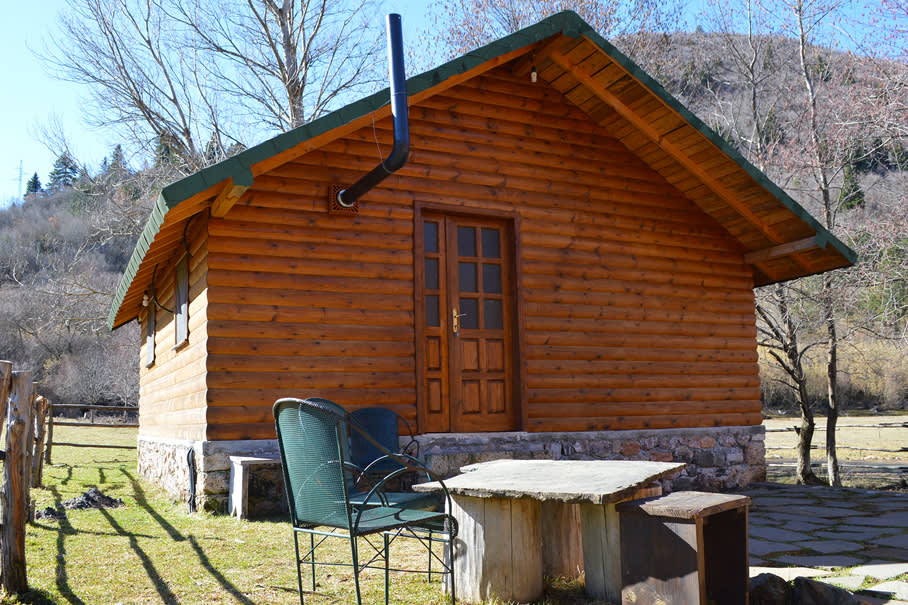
[425,258,439,290]
[424,221,438,253]
[459,298,478,330]
[459,262,477,292]
[481,228,500,258]
[458,226,476,256]
[426,295,440,327]
[482,264,501,293]
[484,299,503,329]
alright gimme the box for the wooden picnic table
[414,458,685,603]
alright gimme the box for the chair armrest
[353,453,456,534]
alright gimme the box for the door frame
[414,201,527,434]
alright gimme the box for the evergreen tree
[24,172,42,196]
[838,164,865,210]
[109,144,126,171]
[47,151,80,190]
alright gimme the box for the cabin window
[145,308,155,367]
[174,255,189,346]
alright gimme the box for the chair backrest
[349,407,402,471]
[273,397,352,530]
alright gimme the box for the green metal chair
[350,407,419,473]
[307,398,438,511]
[274,397,457,605]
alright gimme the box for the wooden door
[418,212,517,433]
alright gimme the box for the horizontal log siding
[204,65,760,440]
[139,217,209,440]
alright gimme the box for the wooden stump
[450,494,544,603]
[2,371,34,595]
[617,491,751,605]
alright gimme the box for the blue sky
[0,0,432,207]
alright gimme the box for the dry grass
[760,337,908,414]
[763,414,908,489]
[764,414,908,461]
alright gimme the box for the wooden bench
[228,455,281,519]
[617,491,751,605]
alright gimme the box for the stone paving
[743,483,908,604]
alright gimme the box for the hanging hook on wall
[148,265,175,315]
[181,214,197,258]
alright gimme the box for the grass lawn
[25,416,903,604]
[6,426,603,605]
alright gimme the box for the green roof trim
[108,10,855,329]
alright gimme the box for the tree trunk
[825,293,841,486]
[794,373,820,484]
[777,286,821,485]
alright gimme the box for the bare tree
[169,0,384,133]
[44,0,385,171]
[427,0,683,64]
[45,0,215,172]
[672,0,908,485]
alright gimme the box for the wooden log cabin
[108,12,854,511]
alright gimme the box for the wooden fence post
[44,399,54,465]
[22,384,36,521]
[2,371,34,595]
[32,395,49,487]
[0,361,11,430]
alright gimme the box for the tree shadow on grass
[119,468,257,605]
[45,486,87,605]
[96,505,180,604]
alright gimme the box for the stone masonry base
[137,425,765,514]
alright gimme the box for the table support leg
[580,502,622,602]
[541,502,583,579]
[451,495,543,603]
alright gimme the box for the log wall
[203,64,761,441]
[139,216,210,441]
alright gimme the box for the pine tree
[838,164,865,210]
[47,151,80,190]
[24,172,42,196]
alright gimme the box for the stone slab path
[743,483,908,604]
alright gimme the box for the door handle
[452,308,466,336]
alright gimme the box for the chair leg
[427,529,433,582]
[350,534,363,605]
[309,533,316,592]
[448,526,456,605]
[384,532,390,605]
[293,532,305,605]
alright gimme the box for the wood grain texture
[187,64,762,439]
[450,494,544,603]
[138,216,210,441]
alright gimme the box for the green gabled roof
[109,10,855,329]
[569,16,856,266]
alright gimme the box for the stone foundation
[137,425,765,514]
[415,425,766,492]
[138,435,280,513]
